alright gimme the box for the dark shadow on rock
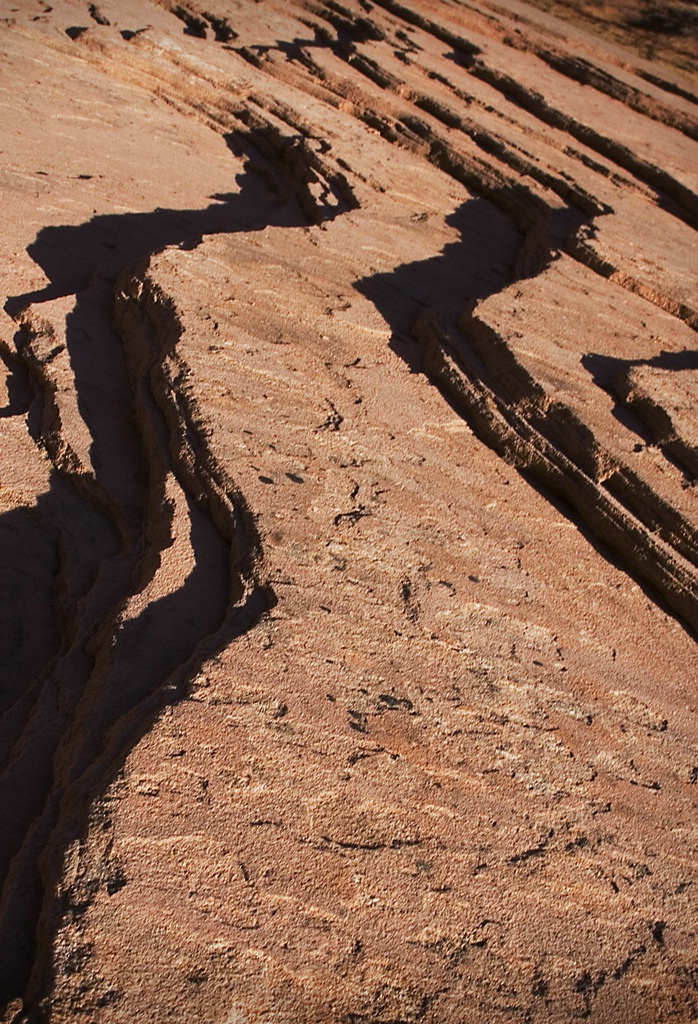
[0,133,331,1013]
[354,197,523,372]
[0,346,34,418]
[0,464,118,882]
[582,348,698,479]
[583,348,698,388]
[0,475,273,1013]
[240,4,386,65]
[0,485,63,715]
[354,195,697,641]
[518,465,691,627]
[5,131,345,318]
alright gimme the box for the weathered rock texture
[0,1,696,1022]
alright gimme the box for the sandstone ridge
[0,1,696,1022]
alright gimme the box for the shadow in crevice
[0,132,329,1013]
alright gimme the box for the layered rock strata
[0,1,696,1021]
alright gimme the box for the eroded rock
[0,1,696,1021]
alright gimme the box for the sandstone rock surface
[0,1,696,1022]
